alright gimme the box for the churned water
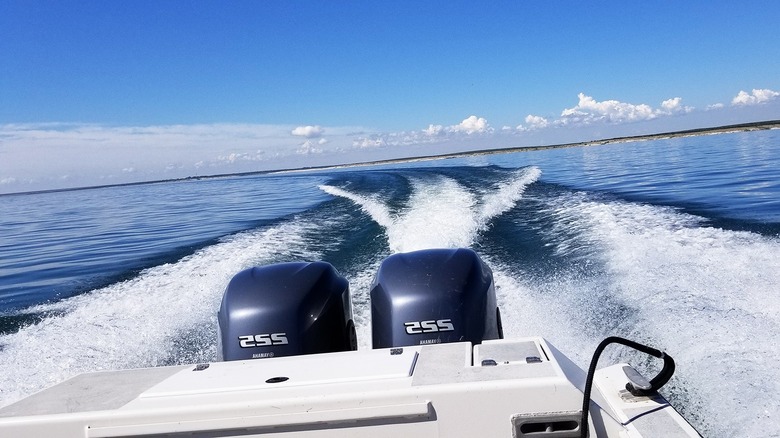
[1,129,779,436]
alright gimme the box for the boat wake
[1,165,777,437]
[319,166,541,253]
[537,191,780,437]
[0,219,324,407]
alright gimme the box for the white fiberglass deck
[0,338,699,437]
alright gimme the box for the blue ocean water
[1,129,779,436]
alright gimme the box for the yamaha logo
[238,333,289,348]
[404,319,454,334]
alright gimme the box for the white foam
[321,167,541,253]
[345,260,384,350]
[0,219,322,408]
[479,167,542,223]
[541,192,780,437]
[318,185,394,229]
[386,176,479,252]
[489,260,594,363]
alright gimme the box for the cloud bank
[560,93,656,124]
[351,89,777,150]
[0,122,359,193]
[424,115,492,137]
[524,93,693,129]
[732,89,780,106]
[2,88,777,194]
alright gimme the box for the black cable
[580,336,675,438]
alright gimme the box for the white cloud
[421,115,491,137]
[706,103,725,110]
[424,124,444,136]
[353,136,386,148]
[661,97,681,111]
[560,93,656,125]
[660,97,693,114]
[297,140,324,155]
[219,152,248,163]
[732,89,779,106]
[552,93,704,127]
[291,125,324,138]
[452,115,490,134]
[351,114,494,150]
[523,114,550,130]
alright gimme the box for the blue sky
[2,1,779,193]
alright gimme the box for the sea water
[1,129,778,437]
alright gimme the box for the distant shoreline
[276,119,780,174]
[6,120,779,196]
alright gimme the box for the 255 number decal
[238,333,288,348]
[404,319,454,334]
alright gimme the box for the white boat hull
[0,337,699,437]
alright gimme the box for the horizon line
[3,119,778,197]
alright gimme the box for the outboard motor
[371,248,503,349]
[217,262,357,361]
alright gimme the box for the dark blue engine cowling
[370,248,503,349]
[217,262,357,361]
